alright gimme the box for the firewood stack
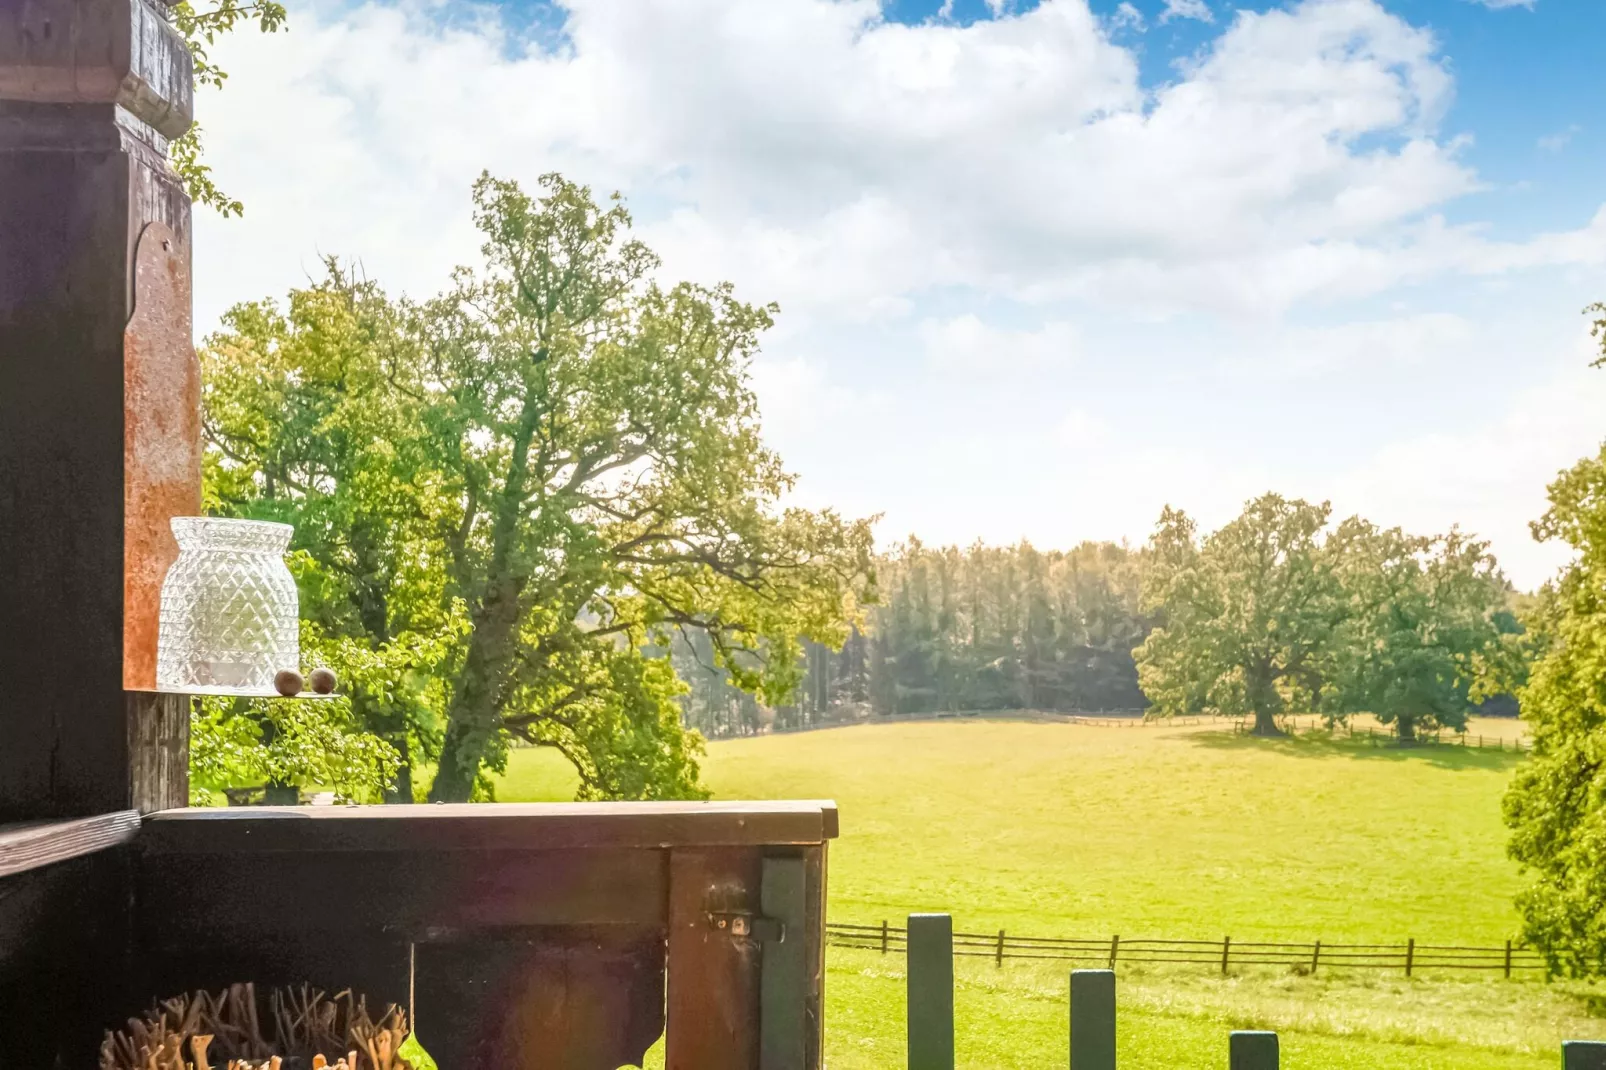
[98,984,414,1070]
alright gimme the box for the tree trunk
[429,576,524,802]
[1251,708,1283,736]
[384,736,413,803]
[1397,716,1417,745]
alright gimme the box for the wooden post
[996,929,1006,967]
[1405,938,1415,978]
[666,848,763,1070]
[1230,1031,1279,1070]
[1108,935,1120,970]
[0,0,199,821]
[1310,940,1320,976]
[1222,935,1232,975]
[1564,1042,1606,1070]
[760,856,808,1070]
[1504,940,1513,980]
[1069,970,1116,1070]
[908,914,954,1070]
[882,919,890,955]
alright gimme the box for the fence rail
[827,921,1547,977]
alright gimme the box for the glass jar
[155,517,300,695]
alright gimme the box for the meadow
[495,717,1606,1068]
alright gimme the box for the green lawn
[495,718,1606,1068]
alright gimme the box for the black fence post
[908,914,955,1070]
[1230,1031,1279,1070]
[1070,970,1116,1070]
[1563,1041,1606,1069]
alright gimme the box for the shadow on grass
[1185,727,1528,771]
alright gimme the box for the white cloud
[184,0,1606,584]
[1465,0,1535,9]
[919,315,1079,371]
[1539,124,1580,152]
[1331,330,1606,589]
[193,0,1606,330]
[1109,2,1145,33]
[1161,0,1214,23]
[1218,312,1475,378]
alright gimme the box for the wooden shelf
[141,799,840,854]
[0,810,141,878]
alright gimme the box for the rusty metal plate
[123,220,200,691]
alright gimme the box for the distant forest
[674,540,1151,737]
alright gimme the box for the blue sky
[194,0,1606,587]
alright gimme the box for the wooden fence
[1241,717,1532,753]
[829,920,1548,978]
[898,914,1606,1069]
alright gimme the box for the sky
[192,0,1606,589]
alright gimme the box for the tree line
[675,539,1149,738]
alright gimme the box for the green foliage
[1137,495,1515,738]
[166,0,288,215]
[674,539,1148,735]
[1136,496,1334,734]
[1505,435,1606,975]
[203,265,458,801]
[199,173,874,802]
[189,626,404,804]
[1325,520,1521,741]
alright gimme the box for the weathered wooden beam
[907,913,955,1070]
[1070,969,1116,1070]
[0,0,197,820]
[760,855,808,1070]
[0,809,139,878]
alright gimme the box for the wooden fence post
[1069,970,1116,1070]
[1108,935,1120,970]
[1310,940,1320,976]
[908,914,954,1070]
[1221,936,1232,975]
[1504,940,1513,980]
[1405,938,1415,978]
[882,919,890,955]
[1230,1031,1279,1070]
[996,929,1006,967]
[1563,1041,1606,1069]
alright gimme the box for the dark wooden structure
[0,1,836,1066]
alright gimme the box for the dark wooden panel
[139,848,668,939]
[759,856,806,1070]
[140,800,839,853]
[0,848,134,1070]
[0,809,140,877]
[416,927,665,1070]
[137,932,412,1033]
[0,93,190,821]
[666,847,763,1070]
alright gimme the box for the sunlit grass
[493,717,1593,1067]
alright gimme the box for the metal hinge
[707,910,786,943]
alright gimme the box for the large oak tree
[203,173,875,801]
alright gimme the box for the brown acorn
[273,669,304,697]
[308,667,338,695]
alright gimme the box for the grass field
[494,717,1606,1068]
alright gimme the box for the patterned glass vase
[155,517,300,695]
